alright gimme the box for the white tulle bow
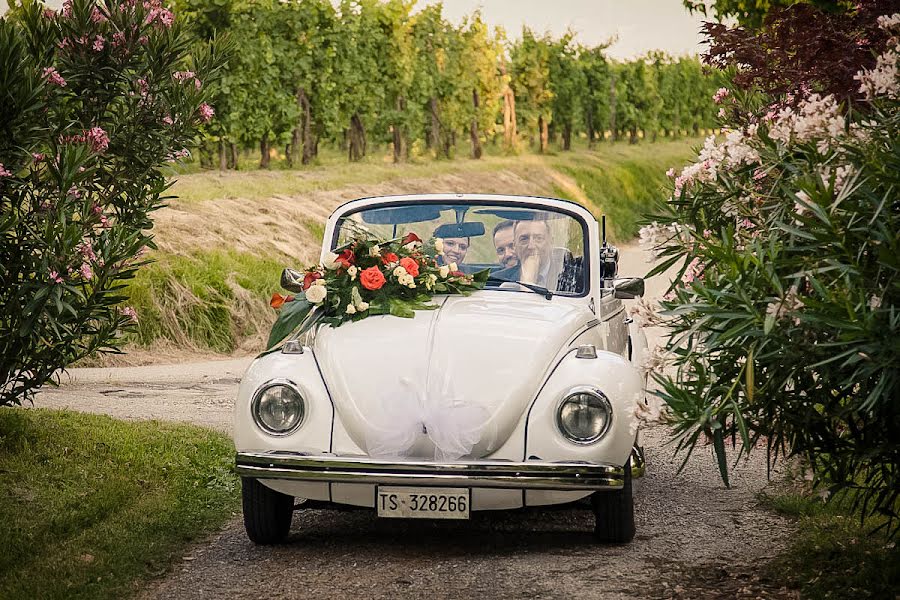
[365,377,490,461]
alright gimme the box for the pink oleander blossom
[86,127,110,153]
[43,8,56,18]
[112,31,127,47]
[32,153,45,162]
[43,67,67,87]
[99,214,111,228]
[90,6,107,23]
[198,103,215,123]
[0,164,11,177]
[49,270,64,284]
[122,306,138,323]
[67,186,81,198]
[92,36,105,52]
[61,0,73,17]
[76,239,97,261]
[713,87,730,104]
[162,115,174,125]
[79,262,93,280]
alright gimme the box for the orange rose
[381,252,399,264]
[399,257,420,277]
[359,266,386,290]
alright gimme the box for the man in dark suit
[491,219,554,287]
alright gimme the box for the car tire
[241,477,294,545]
[591,458,635,543]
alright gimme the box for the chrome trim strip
[235,452,625,491]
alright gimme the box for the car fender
[233,350,334,454]
[524,348,641,468]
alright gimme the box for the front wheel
[591,458,635,543]
[241,477,294,544]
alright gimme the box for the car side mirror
[281,268,306,293]
[613,277,644,299]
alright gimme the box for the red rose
[381,252,399,264]
[402,232,422,244]
[336,249,355,269]
[399,257,420,277]
[302,271,322,290]
[360,266,386,291]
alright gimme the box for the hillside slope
[107,140,696,363]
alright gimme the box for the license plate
[376,486,470,520]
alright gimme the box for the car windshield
[335,201,588,295]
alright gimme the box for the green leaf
[266,298,313,349]
[712,426,730,488]
[763,312,775,335]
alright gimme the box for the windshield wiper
[486,276,553,300]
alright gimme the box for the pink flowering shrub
[0,0,228,407]
[643,13,900,533]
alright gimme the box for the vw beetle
[234,194,648,544]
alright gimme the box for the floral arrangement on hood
[266,228,489,349]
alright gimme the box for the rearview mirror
[613,277,644,299]
[433,222,486,239]
[281,268,306,293]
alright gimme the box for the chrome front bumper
[235,451,625,491]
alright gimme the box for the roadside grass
[551,140,698,241]
[0,408,240,600]
[124,249,283,353]
[760,487,900,598]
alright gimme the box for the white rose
[368,245,381,257]
[392,265,407,278]
[348,265,358,280]
[439,265,450,278]
[403,242,418,252]
[434,239,443,253]
[357,301,369,311]
[305,284,327,304]
[324,253,341,270]
[448,262,458,272]
[400,274,416,288]
[314,278,326,286]
[345,304,357,315]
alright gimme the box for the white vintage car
[234,194,648,544]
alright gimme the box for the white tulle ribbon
[365,376,490,461]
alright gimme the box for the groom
[492,219,553,287]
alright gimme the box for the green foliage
[0,0,229,406]
[682,0,853,28]
[761,487,900,598]
[649,80,899,531]
[0,408,239,599]
[176,1,721,166]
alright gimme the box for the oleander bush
[0,0,227,406]
[643,9,900,533]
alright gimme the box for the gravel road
[31,245,797,599]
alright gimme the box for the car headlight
[251,380,305,435]
[555,386,612,444]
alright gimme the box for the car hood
[313,293,591,460]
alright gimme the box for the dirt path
[31,245,796,599]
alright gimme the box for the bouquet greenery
[267,230,489,349]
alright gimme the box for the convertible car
[234,194,649,544]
